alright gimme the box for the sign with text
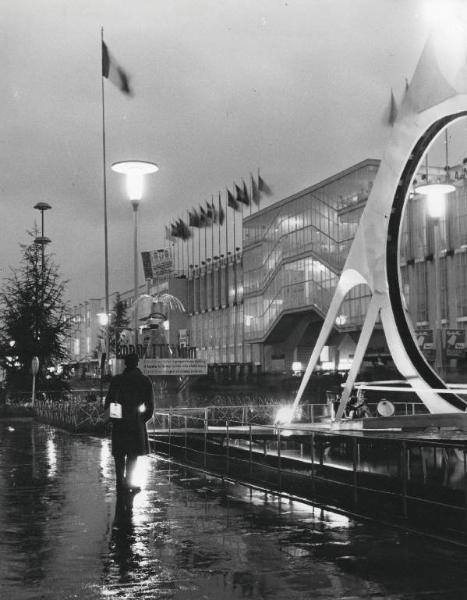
[140,248,174,279]
[415,328,435,360]
[445,328,465,358]
[141,358,207,376]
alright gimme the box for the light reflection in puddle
[46,436,57,479]
[1,422,467,600]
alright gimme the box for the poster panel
[141,358,207,376]
[415,328,435,361]
[445,328,465,358]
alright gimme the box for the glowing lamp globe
[97,312,110,326]
[414,182,455,219]
[111,160,159,201]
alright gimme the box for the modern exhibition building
[68,156,467,381]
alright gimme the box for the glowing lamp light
[335,314,347,326]
[111,160,159,201]
[274,405,295,426]
[111,160,158,347]
[292,361,303,376]
[97,312,110,326]
[414,182,455,218]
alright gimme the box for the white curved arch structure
[292,30,467,418]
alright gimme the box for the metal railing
[149,403,467,541]
[5,388,105,405]
[32,390,107,432]
[150,401,426,431]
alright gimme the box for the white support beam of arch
[292,28,467,418]
[335,294,381,420]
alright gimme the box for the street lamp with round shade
[111,161,159,202]
[111,160,158,348]
[414,182,455,219]
[414,173,455,379]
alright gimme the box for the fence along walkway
[31,396,467,542]
[32,390,107,432]
[148,403,467,545]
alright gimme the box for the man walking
[104,353,154,494]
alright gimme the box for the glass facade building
[187,253,246,365]
[399,165,467,377]
[243,159,379,372]
[70,157,467,379]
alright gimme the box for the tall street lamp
[111,160,158,348]
[34,202,52,273]
[415,136,455,378]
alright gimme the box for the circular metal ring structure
[386,112,467,411]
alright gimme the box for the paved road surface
[1,420,467,599]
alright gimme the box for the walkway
[2,419,467,599]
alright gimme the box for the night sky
[1,0,455,305]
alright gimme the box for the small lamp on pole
[34,202,52,272]
[111,161,158,348]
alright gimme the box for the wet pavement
[2,421,467,599]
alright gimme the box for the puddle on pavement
[1,420,467,599]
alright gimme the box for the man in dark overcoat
[104,353,154,493]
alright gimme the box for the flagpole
[204,216,207,264]
[181,236,185,275]
[186,210,191,277]
[225,190,229,310]
[232,183,236,254]
[225,190,229,257]
[100,27,111,373]
[210,198,214,308]
[257,168,261,211]
[218,193,222,258]
[211,197,214,260]
[191,217,194,268]
[198,222,201,267]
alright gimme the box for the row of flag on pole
[165,174,272,241]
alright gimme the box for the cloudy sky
[1,0,450,305]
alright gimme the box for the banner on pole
[141,248,174,279]
[141,358,207,376]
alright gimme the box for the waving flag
[189,209,201,228]
[251,174,260,205]
[218,193,225,225]
[258,175,272,196]
[102,41,132,95]
[227,189,239,211]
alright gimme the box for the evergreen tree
[110,296,130,355]
[0,229,70,391]
[96,296,130,359]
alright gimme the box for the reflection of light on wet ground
[46,435,57,478]
[100,438,113,481]
[233,487,351,529]
[4,421,467,600]
[320,510,350,528]
[131,455,151,490]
